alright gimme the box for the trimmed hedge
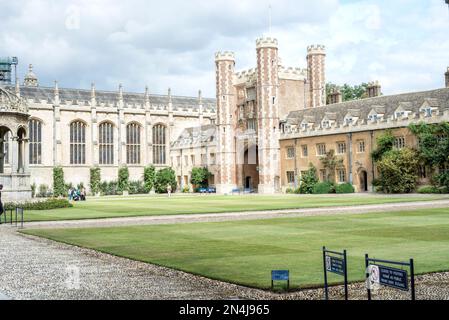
[417,185,442,194]
[4,199,73,211]
[336,183,355,194]
[313,182,335,194]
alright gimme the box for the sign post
[271,270,290,291]
[365,254,415,300]
[322,246,348,300]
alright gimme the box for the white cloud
[1,0,448,97]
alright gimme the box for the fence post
[410,258,415,301]
[343,249,348,300]
[365,253,371,301]
[323,246,329,300]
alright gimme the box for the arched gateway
[0,86,32,201]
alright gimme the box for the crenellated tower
[307,45,326,108]
[215,51,237,193]
[256,37,280,194]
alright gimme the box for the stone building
[179,36,449,194]
[1,64,216,193]
[1,36,448,196]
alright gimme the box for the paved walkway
[23,199,449,229]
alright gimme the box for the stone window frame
[316,143,326,156]
[70,120,87,165]
[337,168,347,183]
[286,171,295,184]
[29,118,43,165]
[3,131,10,165]
[320,169,327,182]
[99,121,114,165]
[357,140,366,153]
[152,123,167,165]
[127,122,142,165]
[286,146,295,159]
[301,145,308,157]
[336,141,347,154]
[393,136,406,149]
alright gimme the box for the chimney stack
[328,88,342,104]
[366,81,381,98]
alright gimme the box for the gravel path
[23,199,449,230]
[1,226,449,300]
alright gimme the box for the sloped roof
[171,124,217,149]
[286,88,449,126]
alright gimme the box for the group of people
[68,187,87,202]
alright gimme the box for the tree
[90,167,101,195]
[190,167,211,188]
[299,163,319,194]
[53,166,65,198]
[371,130,395,162]
[376,148,419,193]
[144,165,156,193]
[320,149,344,183]
[155,168,177,193]
[326,82,370,104]
[118,166,129,193]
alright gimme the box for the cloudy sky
[1,0,448,97]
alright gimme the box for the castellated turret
[256,37,281,194]
[306,45,326,108]
[215,51,237,194]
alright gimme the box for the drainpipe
[180,148,183,190]
[370,130,375,191]
[347,133,353,184]
[294,138,298,189]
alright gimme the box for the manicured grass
[23,194,449,222]
[23,207,449,290]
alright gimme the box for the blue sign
[378,265,408,291]
[271,270,289,281]
[325,255,345,276]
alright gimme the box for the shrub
[31,183,37,198]
[313,182,335,194]
[376,148,419,193]
[37,184,51,198]
[4,198,73,211]
[336,183,355,194]
[118,166,129,193]
[417,185,441,194]
[285,187,294,194]
[53,167,65,198]
[155,168,177,193]
[144,165,156,193]
[182,186,190,193]
[99,181,119,196]
[129,180,147,195]
[90,167,101,195]
[299,164,319,194]
[191,167,211,188]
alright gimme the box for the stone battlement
[307,44,326,55]
[215,51,235,61]
[256,37,278,49]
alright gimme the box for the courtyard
[1,194,449,300]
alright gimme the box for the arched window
[152,124,166,165]
[29,119,42,165]
[99,122,114,165]
[3,131,10,165]
[126,123,141,164]
[70,121,86,164]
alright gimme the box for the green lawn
[23,207,449,290]
[24,194,449,222]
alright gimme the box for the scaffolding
[0,57,18,85]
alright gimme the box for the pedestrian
[167,184,172,198]
[68,187,73,201]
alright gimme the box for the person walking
[167,184,172,198]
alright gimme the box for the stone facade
[2,66,216,193]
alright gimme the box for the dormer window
[422,107,432,117]
[368,114,380,121]
[322,120,330,128]
[395,111,405,119]
[345,117,353,125]
[301,122,309,130]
